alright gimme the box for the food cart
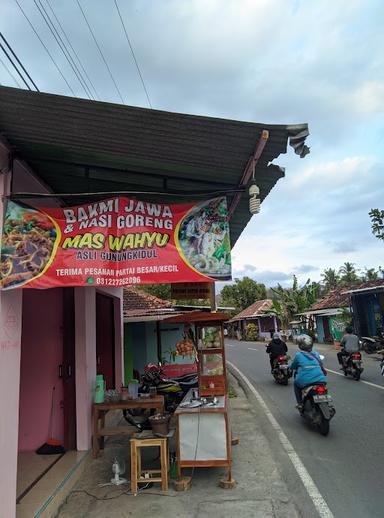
[163,311,233,487]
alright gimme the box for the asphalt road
[226,338,384,518]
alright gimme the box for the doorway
[96,293,116,389]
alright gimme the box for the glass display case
[196,323,226,396]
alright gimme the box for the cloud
[294,265,319,274]
[1,0,384,290]
[331,242,357,254]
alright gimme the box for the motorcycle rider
[289,334,327,409]
[266,332,288,372]
[337,326,359,368]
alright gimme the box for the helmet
[273,332,280,340]
[295,334,313,351]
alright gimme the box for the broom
[36,386,66,455]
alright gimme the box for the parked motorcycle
[122,365,198,429]
[271,355,292,385]
[140,363,198,412]
[377,350,384,377]
[341,352,364,380]
[297,383,336,436]
[361,329,384,354]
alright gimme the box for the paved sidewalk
[57,373,299,518]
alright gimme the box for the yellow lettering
[108,235,125,251]
[156,233,170,247]
[62,235,81,249]
[62,233,105,250]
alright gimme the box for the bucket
[128,380,139,399]
[149,413,170,436]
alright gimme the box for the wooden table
[92,396,165,458]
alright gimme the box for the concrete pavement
[57,372,301,518]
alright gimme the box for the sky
[1,0,384,288]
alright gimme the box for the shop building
[346,280,384,337]
[229,299,279,340]
[0,85,309,517]
[302,288,350,343]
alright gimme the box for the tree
[268,276,320,329]
[369,208,384,241]
[361,268,379,282]
[321,268,339,292]
[339,262,359,286]
[220,277,266,313]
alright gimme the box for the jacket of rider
[266,338,288,357]
[289,350,326,388]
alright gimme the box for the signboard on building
[171,282,212,300]
[0,197,231,290]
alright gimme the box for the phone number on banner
[95,277,142,286]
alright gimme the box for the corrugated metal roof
[0,86,310,245]
[343,279,384,295]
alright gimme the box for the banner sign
[171,282,213,300]
[0,197,231,290]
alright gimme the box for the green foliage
[268,275,320,329]
[339,262,359,286]
[321,268,339,292]
[369,208,384,241]
[338,308,353,328]
[245,323,259,341]
[361,268,379,281]
[220,277,267,313]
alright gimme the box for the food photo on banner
[0,196,232,290]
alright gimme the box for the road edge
[227,360,334,518]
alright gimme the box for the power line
[14,0,76,96]
[33,0,93,99]
[45,0,100,100]
[76,0,125,104]
[0,41,31,90]
[0,32,39,91]
[0,55,23,88]
[114,0,152,108]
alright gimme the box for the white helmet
[295,334,313,351]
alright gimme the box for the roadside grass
[228,383,237,398]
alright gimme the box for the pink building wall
[75,287,123,451]
[18,289,64,451]
[0,146,23,518]
[0,137,124,515]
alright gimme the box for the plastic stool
[130,437,168,495]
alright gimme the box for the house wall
[75,287,123,451]
[160,323,185,364]
[259,316,276,333]
[18,289,64,451]
[0,150,23,518]
[316,316,325,343]
[0,140,125,515]
[127,321,195,375]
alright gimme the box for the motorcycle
[341,351,364,380]
[378,350,384,377]
[140,363,198,412]
[271,354,292,385]
[361,329,384,354]
[122,365,198,430]
[298,383,336,436]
